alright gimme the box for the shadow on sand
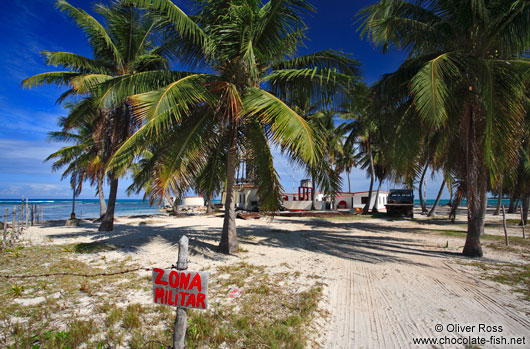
[41,214,474,266]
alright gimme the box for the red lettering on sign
[196,293,206,309]
[169,271,179,288]
[153,268,167,285]
[155,287,164,303]
[179,273,191,289]
[185,293,196,307]
[188,273,202,292]
[179,292,189,306]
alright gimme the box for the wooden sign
[152,268,209,310]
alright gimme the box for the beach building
[181,196,205,206]
[334,191,388,212]
[222,183,260,211]
[222,179,388,212]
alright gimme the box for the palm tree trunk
[448,181,453,206]
[427,178,446,217]
[98,176,118,232]
[219,125,239,254]
[418,163,428,214]
[462,104,486,257]
[520,195,529,226]
[508,193,517,213]
[172,196,181,215]
[311,174,316,211]
[493,186,502,216]
[206,196,213,215]
[71,187,76,219]
[347,170,351,193]
[372,179,382,214]
[97,174,107,218]
[362,140,374,215]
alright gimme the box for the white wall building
[334,191,388,212]
[222,179,388,213]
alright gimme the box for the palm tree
[358,0,530,257]
[23,0,170,231]
[107,0,363,253]
[46,101,108,218]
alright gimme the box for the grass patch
[185,262,323,348]
[0,244,322,348]
[414,228,530,248]
[319,214,373,222]
[74,242,118,253]
[467,262,530,301]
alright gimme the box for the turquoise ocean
[0,199,162,221]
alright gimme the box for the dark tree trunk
[462,104,486,257]
[493,186,502,216]
[98,176,118,231]
[172,197,181,216]
[97,174,107,218]
[311,174,316,210]
[71,188,76,219]
[448,181,453,206]
[418,163,428,214]
[372,179,382,214]
[362,140,374,215]
[206,198,213,215]
[427,178,446,217]
[347,170,351,193]
[219,125,239,254]
[514,199,520,213]
[508,193,517,213]
[520,195,529,226]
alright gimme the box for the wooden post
[26,198,29,227]
[173,235,189,349]
[18,204,22,233]
[521,208,526,240]
[502,205,509,246]
[3,208,7,250]
[12,206,16,238]
[31,205,34,226]
[40,206,43,223]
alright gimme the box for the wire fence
[2,198,44,252]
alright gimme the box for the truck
[385,189,414,218]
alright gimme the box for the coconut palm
[358,0,530,257]
[23,0,170,231]
[105,0,363,253]
[46,100,109,218]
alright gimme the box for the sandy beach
[2,208,528,348]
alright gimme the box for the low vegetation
[0,244,323,348]
[467,262,530,302]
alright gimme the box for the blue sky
[0,0,446,200]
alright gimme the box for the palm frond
[243,87,318,165]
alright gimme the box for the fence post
[173,235,189,349]
[12,206,16,239]
[502,205,509,246]
[3,208,6,250]
[26,198,29,227]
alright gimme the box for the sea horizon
[0,197,514,222]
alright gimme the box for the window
[361,196,368,204]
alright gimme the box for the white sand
[20,209,530,348]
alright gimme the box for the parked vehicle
[385,189,414,218]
